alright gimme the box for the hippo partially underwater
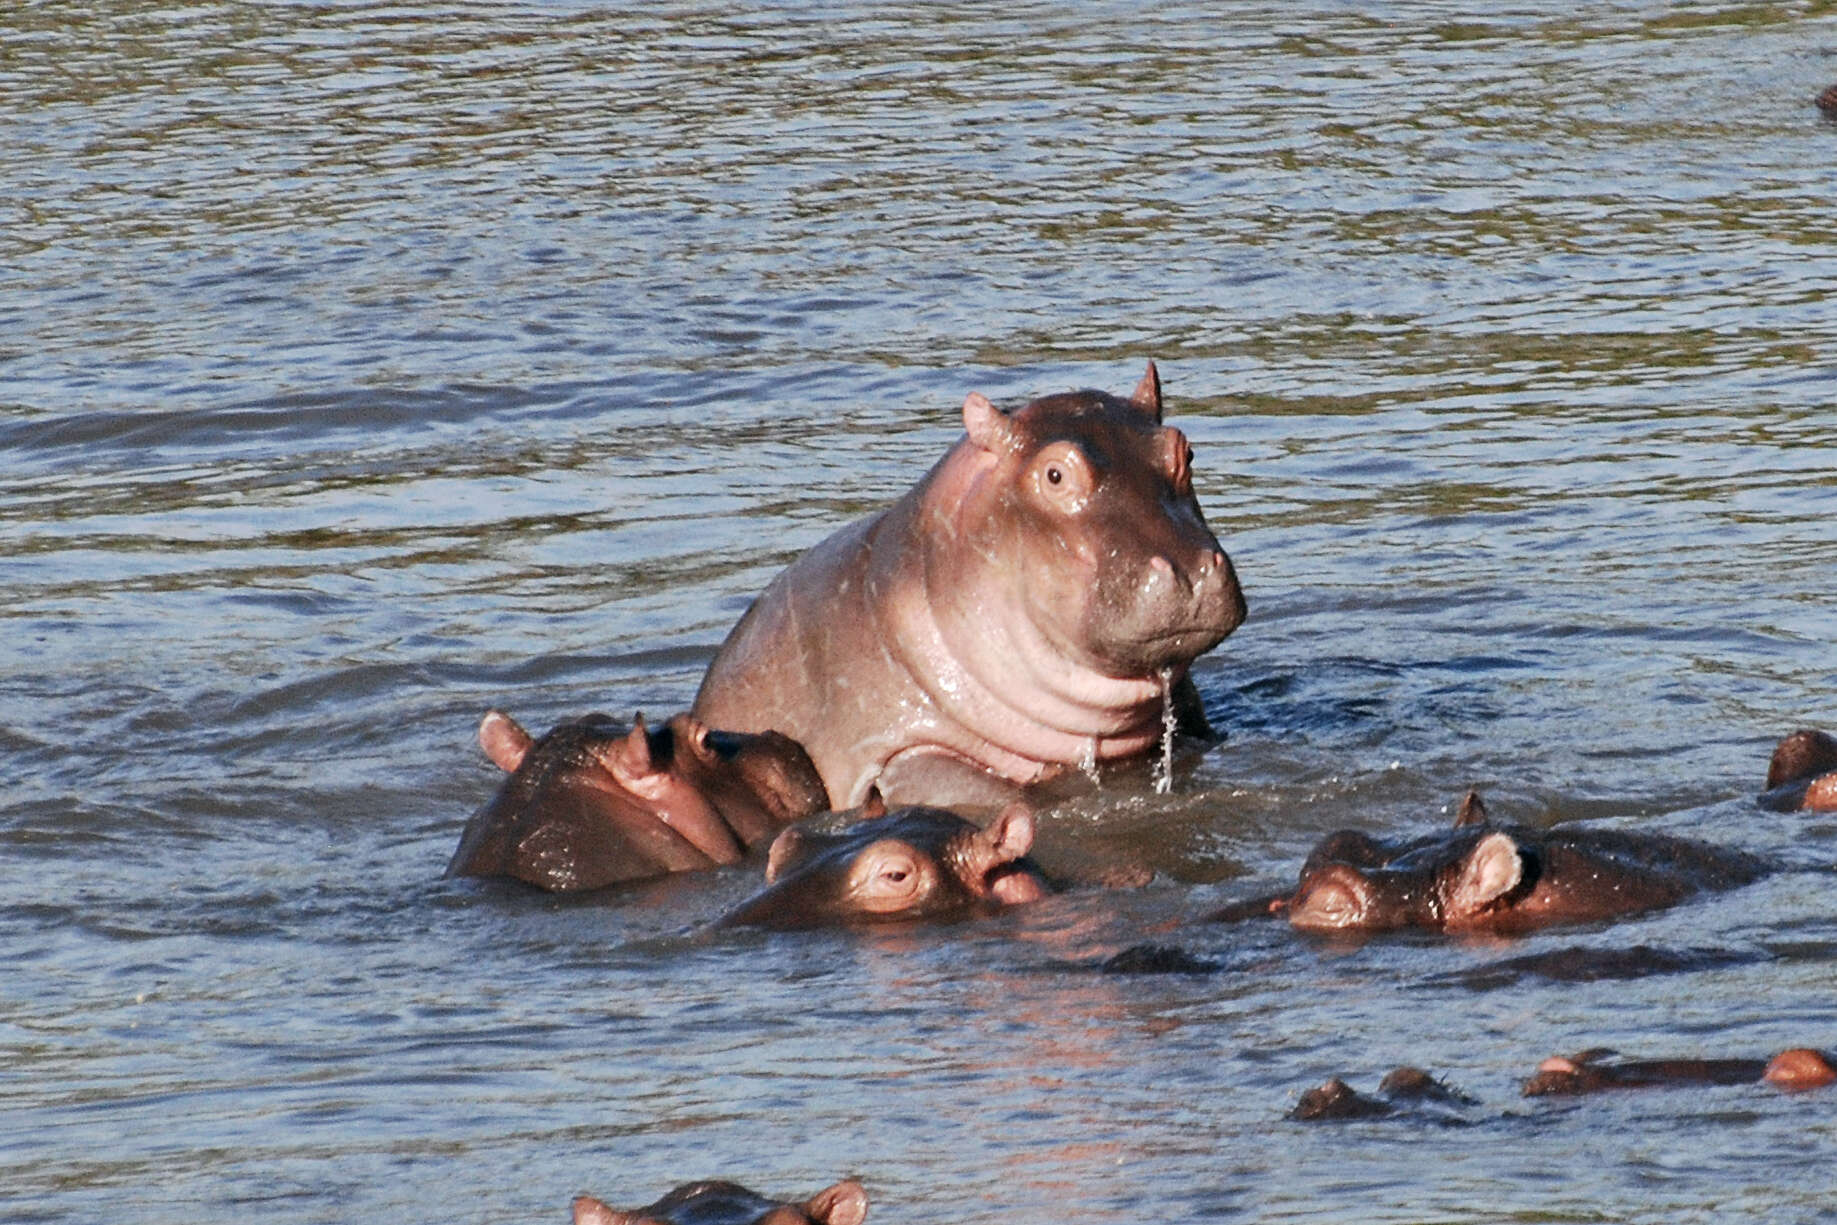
[572,1179,868,1225]
[693,363,1246,808]
[721,800,1049,928]
[446,710,828,892]
[1760,728,1837,812]
[1212,792,1770,935]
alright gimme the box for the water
[4,2,1837,1221]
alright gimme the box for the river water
[5,2,1836,1221]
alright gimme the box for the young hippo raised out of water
[572,1179,868,1225]
[1523,1047,1837,1096]
[445,709,829,893]
[1759,728,1837,812]
[1212,792,1769,936]
[720,800,1049,928]
[693,362,1246,809]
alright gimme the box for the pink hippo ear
[857,785,888,821]
[1129,359,1163,423]
[962,391,1018,455]
[982,802,1036,864]
[1447,831,1523,917]
[1453,789,1489,828]
[477,709,534,772]
[804,1179,870,1225]
[572,1196,658,1225]
[765,826,807,884]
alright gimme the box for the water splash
[1152,666,1176,796]
[1079,736,1101,786]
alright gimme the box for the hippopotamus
[445,709,828,892]
[572,1179,868,1225]
[692,363,1246,808]
[1210,791,1769,935]
[1759,728,1837,812]
[1289,1066,1476,1122]
[1523,1047,1837,1096]
[720,801,1049,928]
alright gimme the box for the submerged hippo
[693,363,1246,808]
[446,710,828,893]
[1211,792,1768,935]
[1524,1047,1837,1096]
[1289,1066,1476,1122]
[721,801,1048,928]
[572,1179,868,1225]
[1759,728,1837,812]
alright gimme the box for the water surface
[4,3,1837,1222]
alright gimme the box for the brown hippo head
[947,361,1246,679]
[572,1178,868,1225]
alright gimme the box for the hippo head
[944,362,1245,679]
[722,803,1049,928]
[476,710,828,864]
[1287,828,1528,933]
[572,1179,869,1225]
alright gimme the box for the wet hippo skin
[1212,791,1769,935]
[572,1179,869,1225]
[720,801,1049,928]
[1524,1047,1837,1095]
[692,363,1246,809]
[446,709,828,893]
[1289,1066,1476,1122]
[1759,728,1837,812]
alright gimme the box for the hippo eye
[881,868,909,884]
[1046,466,1062,485]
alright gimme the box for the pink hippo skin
[691,363,1246,808]
[445,710,828,893]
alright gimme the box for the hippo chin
[692,362,1246,808]
[445,709,828,893]
[720,800,1049,928]
[572,1179,868,1225]
[1217,791,1768,936]
[1759,728,1837,812]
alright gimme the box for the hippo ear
[765,826,806,884]
[1453,790,1488,828]
[572,1197,651,1225]
[804,1179,869,1225]
[1447,831,1523,917]
[858,785,888,821]
[478,709,534,772]
[982,802,1036,864]
[962,391,1018,455]
[616,716,656,776]
[1129,359,1163,423]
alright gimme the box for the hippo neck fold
[869,454,1171,777]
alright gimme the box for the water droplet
[1152,666,1176,796]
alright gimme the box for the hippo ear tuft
[984,803,1036,864]
[1448,831,1522,916]
[1129,359,1163,423]
[962,391,1018,454]
[806,1179,870,1225]
[1453,790,1488,827]
[478,709,534,772]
